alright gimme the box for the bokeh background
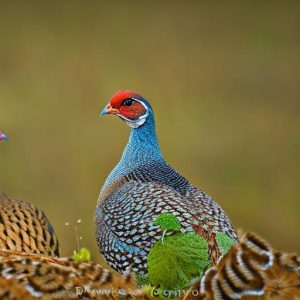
[0,1,299,265]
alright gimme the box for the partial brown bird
[0,189,59,257]
[0,250,151,300]
[183,232,300,300]
[0,132,59,256]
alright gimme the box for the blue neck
[104,113,164,187]
[123,114,163,162]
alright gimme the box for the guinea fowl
[0,131,59,257]
[95,91,237,275]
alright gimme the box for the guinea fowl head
[100,91,163,175]
[0,131,8,141]
[100,90,153,129]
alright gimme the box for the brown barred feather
[0,277,37,300]
[0,189,59,257]
[182,231,300,300]
[247,252,300,300]
[0,249,151,299]
[192,224,221,266]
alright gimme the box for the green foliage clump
[137,274,149,287]
[154,213,181,231]
[73,247,91,262]
[215,232,236,256]
[146,213,236,292]
[147,232,209,290]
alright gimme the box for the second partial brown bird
[0,189,59,257]
[0,132,59,257]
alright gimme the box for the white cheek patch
[125,113,148,128]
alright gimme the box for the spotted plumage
[95,91,237,275]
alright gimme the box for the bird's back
[0,190,59,257]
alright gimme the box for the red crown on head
[110,90,141,108]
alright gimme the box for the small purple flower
[0,131,8,141]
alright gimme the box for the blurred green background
[0,1,299,266]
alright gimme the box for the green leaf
[147,232,209,290]
[72,252,81,262]
[72,247,91,262]
[215,232,236,256]
[154,213,181,231]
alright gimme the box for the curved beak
[100,103,119,116]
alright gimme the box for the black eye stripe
[122,99,133,106]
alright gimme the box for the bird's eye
[123,99,133,106]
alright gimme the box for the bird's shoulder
[99,160,218,206]
[98,160,192,204]
[124,160,192,195]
